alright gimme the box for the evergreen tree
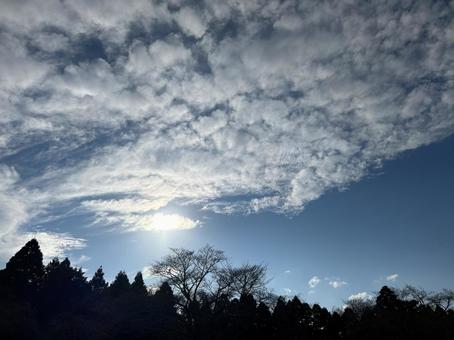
[1,239,454,340]
[90,266,108,294]
[376,285,400,311]
[3,238,44,295]
[109,271,130,297]
[41,257,90,315]
[131,271,148,296]
[256,302,273,339]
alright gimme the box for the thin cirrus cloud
[0,0,453,258]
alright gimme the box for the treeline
[0,239,453,340]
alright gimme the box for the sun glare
[147,213,199,232]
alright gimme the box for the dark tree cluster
[1,239,453,340]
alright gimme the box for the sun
[146,213,199,232]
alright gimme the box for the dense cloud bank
[0,0,453,256]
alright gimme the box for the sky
[0,0,453,308]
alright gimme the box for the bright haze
[1,0,453,307]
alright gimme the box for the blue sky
[0,0,454,308]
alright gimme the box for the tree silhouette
[109,271,130,297]
[2,238,44,297]
[131,271,148,296]
[41,257,90,316]
[90,266,108,294]
[1,239,454,340]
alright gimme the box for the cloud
[0,0,454,252]
[349,292,373,301]
[0,230,86,262]
[82,198,171,214]
[0,166,86,261]
[282,288,292,295]
[94,212,199,232]
[175,7,207,38]
[386,274,399,282]
[329,280,348,288]
[142,266,153,279]
[72,254,91,265]
[284,270,291,274]
[308,276,320,288]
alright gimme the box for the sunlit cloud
[349,292,373,301]
[0,0,453,256]
[99,212,200,232]
[0,231,87,262]
[142,266,153,280]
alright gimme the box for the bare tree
[399,285,430,305]
[151,245,271,314]
[344,298,374,319]
[428,289,454,311]
[398,285,454,311]
[152,245,226,313]
[218,263,268,297]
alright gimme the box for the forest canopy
[0,239,453,340]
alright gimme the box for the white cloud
[31,32,69,52]
[386,273,399,282]
[308,276,320,288]
[283,287,292,295]
[82,197,170,214]
[329,280,348,288]
[0,0,453,249]
[142,265,153,279]
[175,7,207,38]
[0,231,86,262]
[349,292,373,301]
[147,39,193,69]
[0,32,51,90]
[0,166,86,261]
[95,212,199,232]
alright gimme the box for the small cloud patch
[386,274,399,282]
[308,276,320,288]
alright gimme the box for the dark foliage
[0,239,453,340]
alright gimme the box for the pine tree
[109,271,130,297]
[90,266,108,294]
[4,238,44,295]
[131,271,148,296]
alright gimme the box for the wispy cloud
[282,288,292,296]
[142,266,153,280]
[0,0,453,257]
[308,276,321,288]
[72,254,91,265]
[328,280,348,289]
[386,274,399,282]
